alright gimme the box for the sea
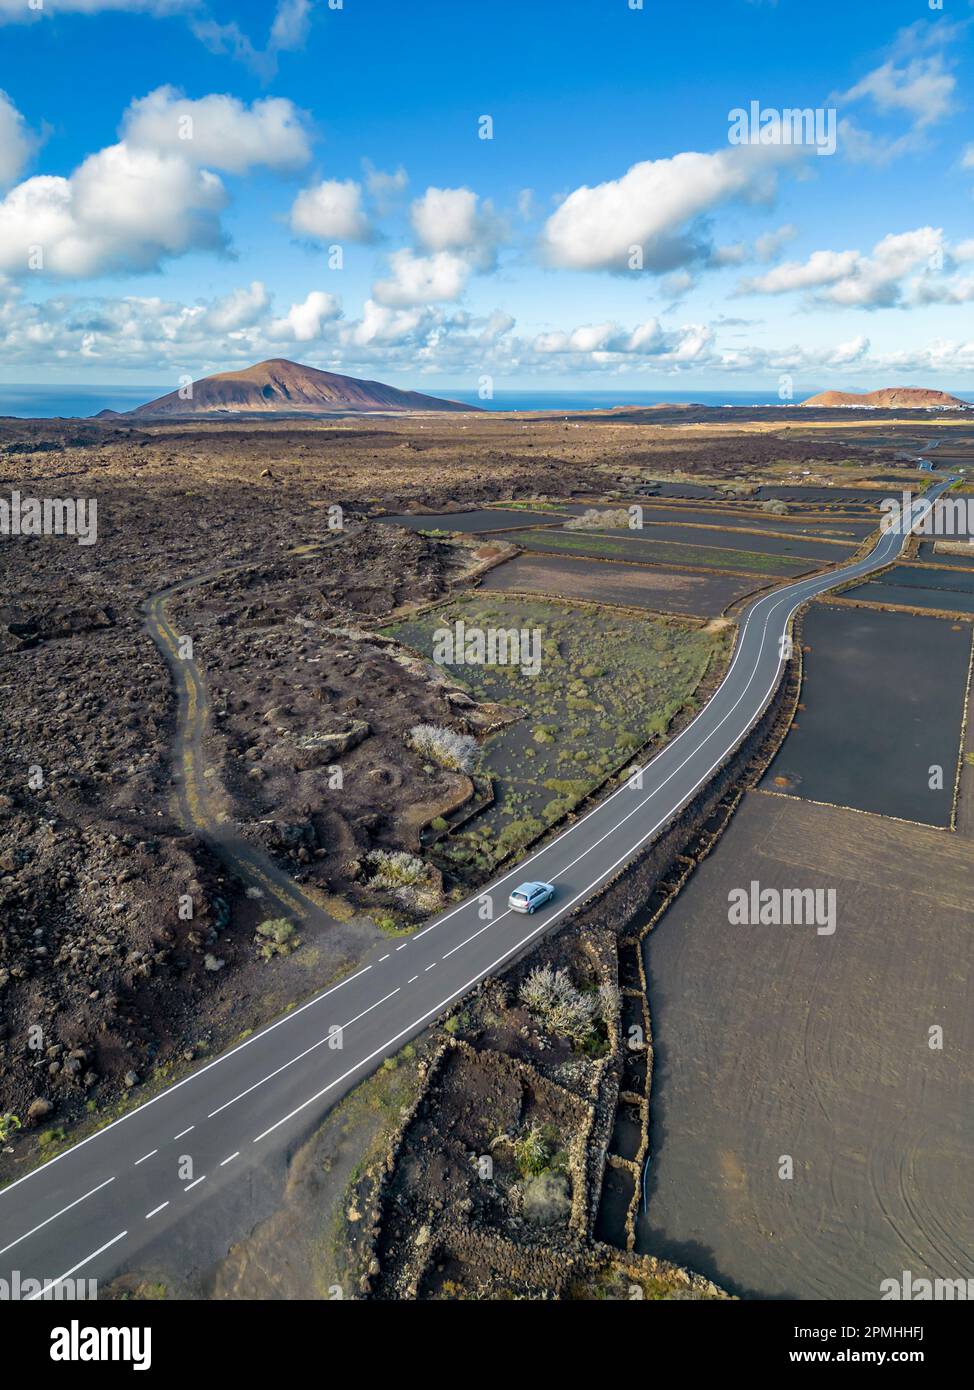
[4,384,971,419]
[0,385,157,419]
[0,385,809,419]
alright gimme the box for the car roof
[515,881,547,893]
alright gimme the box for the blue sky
[0,0,972,393]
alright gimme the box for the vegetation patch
[255,918,301,960]
[386,595,727,874]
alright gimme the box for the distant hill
[98,359,476,418]
[800,386,970,410]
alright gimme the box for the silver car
[508,881,555,914]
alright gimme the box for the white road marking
[442,918,494,961]
[145,1202,169,1220]
[0,497,934,1228]
[134,1149,158,1166]
[0,1177,115,1259]
[378,954,390,962]
[0,962,375,1203]
[184,1176,206,1192]
[251,509,932,1147]
[220,1152,240,1167]
[25,1231,127,1300]
[173,1126,194,1140]
[206,988,401,1119]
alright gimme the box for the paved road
[0,485,947,1299]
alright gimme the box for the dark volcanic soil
[0,408,955,1150]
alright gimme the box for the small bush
[407,723,478,772]
[520,964,598,1046]
[0,1113,21,1143]
[256,917,300,959]
[597,980,621,1024]
[367,849,427,888]
[566,507,632,531]
[513,1123,552,1177]
[367,850,443,913]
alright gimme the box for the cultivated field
[761,603,971,826]
[479,552,759,617]
[636,792,974,1299]
[487,527,815,576]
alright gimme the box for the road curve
[0,485,947,1298]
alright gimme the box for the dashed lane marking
[206,988,401,1120]
[25,1231,128,1301]
[0,1177,116,1259]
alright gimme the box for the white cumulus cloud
[122,87,311,173]
[0,0,191,18]
[539,147,788,274]
[372,249,472,307]
[740,228,949,308]
[289,179,372,242]
[410,186,505,269]
[0,88,313,280]
[202,280,270,333]
[0,142,228,278]
[0,90,37,186]
[269,289,341,342]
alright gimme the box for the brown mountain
[104,359,476,418]
[800,386,970,409]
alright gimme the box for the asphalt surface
[0,485,947,1298]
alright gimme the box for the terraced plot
[636,793,974,1299]
[479,552,759,616]
[841,559,974,615]
[761,603,970,825]
[841,581,974,615]
[916,541,974,566]
[386,594,727,874]
[491,527,827,576]
[552,502,876,541]
[599,524,854,563]
[376,507,561,532]
[858,563,974,595]
[754,485,886,505]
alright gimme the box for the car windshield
[512,892,528,902]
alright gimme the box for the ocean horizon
[1,384,971,420]
[0,384,822,419]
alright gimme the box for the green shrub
[256,917,300,959]
[513,1124,552,1177]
